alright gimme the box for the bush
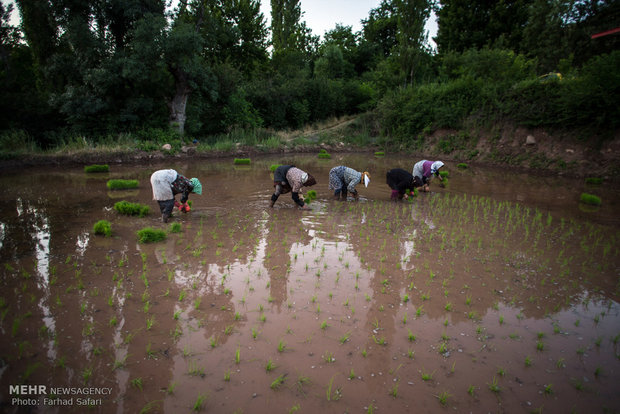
[107,179,139,190]
[93,220,112,237]
[84,164,109,173]
[137,227,167,243]
[580,193,601,206]
[114,201,150,217]
[234,158,251,165]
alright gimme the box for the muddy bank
[1,125,619,182]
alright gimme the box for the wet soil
[0,153,619,413]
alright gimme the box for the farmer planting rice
[328,166,371,200]
[412,160,444,192]
[386,168,417,200]
[270,165,316,209]
[150,169,202,223]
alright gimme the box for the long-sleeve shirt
[329,166,362,193]
[386,168,415,194]
[171,174,193,203]
[286,167,307,193]
[413,160,435,184]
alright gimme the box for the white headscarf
[430,161,444,175]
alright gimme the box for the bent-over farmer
[412,160,444,192]
[270,165,316,210]
[328,166,370,200]
[150,169,202,222]
[386,168,416,201]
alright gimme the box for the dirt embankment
[1,121,618,181]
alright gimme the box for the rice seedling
[349,368,355,380]
[497,367,505,377]
[323,351,335,363]
[408,329,416,342]
[114,200,150,217]
[296,375,311,393]
[437,391,451,405]
[131,377,143,390]
[420,369,434,381]
[235,347,241,364]
[524,355,532,367]
[271,374,286,390]
[543,383,553,394]
[84,164,109,173]
[188,361,205,377]
[137,227,166,243]
[93,220,112,236]
[317,149,331,159]
[390,382,399,398]
[269,164,281,172]
[277,340,287,352]
[265,359,276,372]
[488,376,500,393]
[81,366,93,384]
[456,163,468,169]
[374,151,385,156]
[233,158,251,165]
[320,320,329,330]
[192,394,206,411]
[326,375,341,401]
[585,177,602,184]
[536,340,544,351]
[467,385,476,396]
[339,331,351,344]
[579,193,601,206]
[224,370,231,382]
[107,179,139,190]
[445,302,452,311]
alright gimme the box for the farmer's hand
[181,203,190,213]
[174,200,181,208]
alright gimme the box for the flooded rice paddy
[0,153,619,414]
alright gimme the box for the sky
[262,0,438,48]
[3,0,438,48]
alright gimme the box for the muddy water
[0,153,619,414]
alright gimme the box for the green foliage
[270,164,282,172]
[107,179,139,190]
[93,220,112,237]
[580,193,601,206]
[305,190,317,203]
[114,201,150,217]
[84,164,109,173]
[233,158,251,165]
[457,163,468,169]
[137,228,167,243]
[318,149,331,159]
[169,223,182,233]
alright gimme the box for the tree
[393,0,433,86]
[434,0,533,54]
